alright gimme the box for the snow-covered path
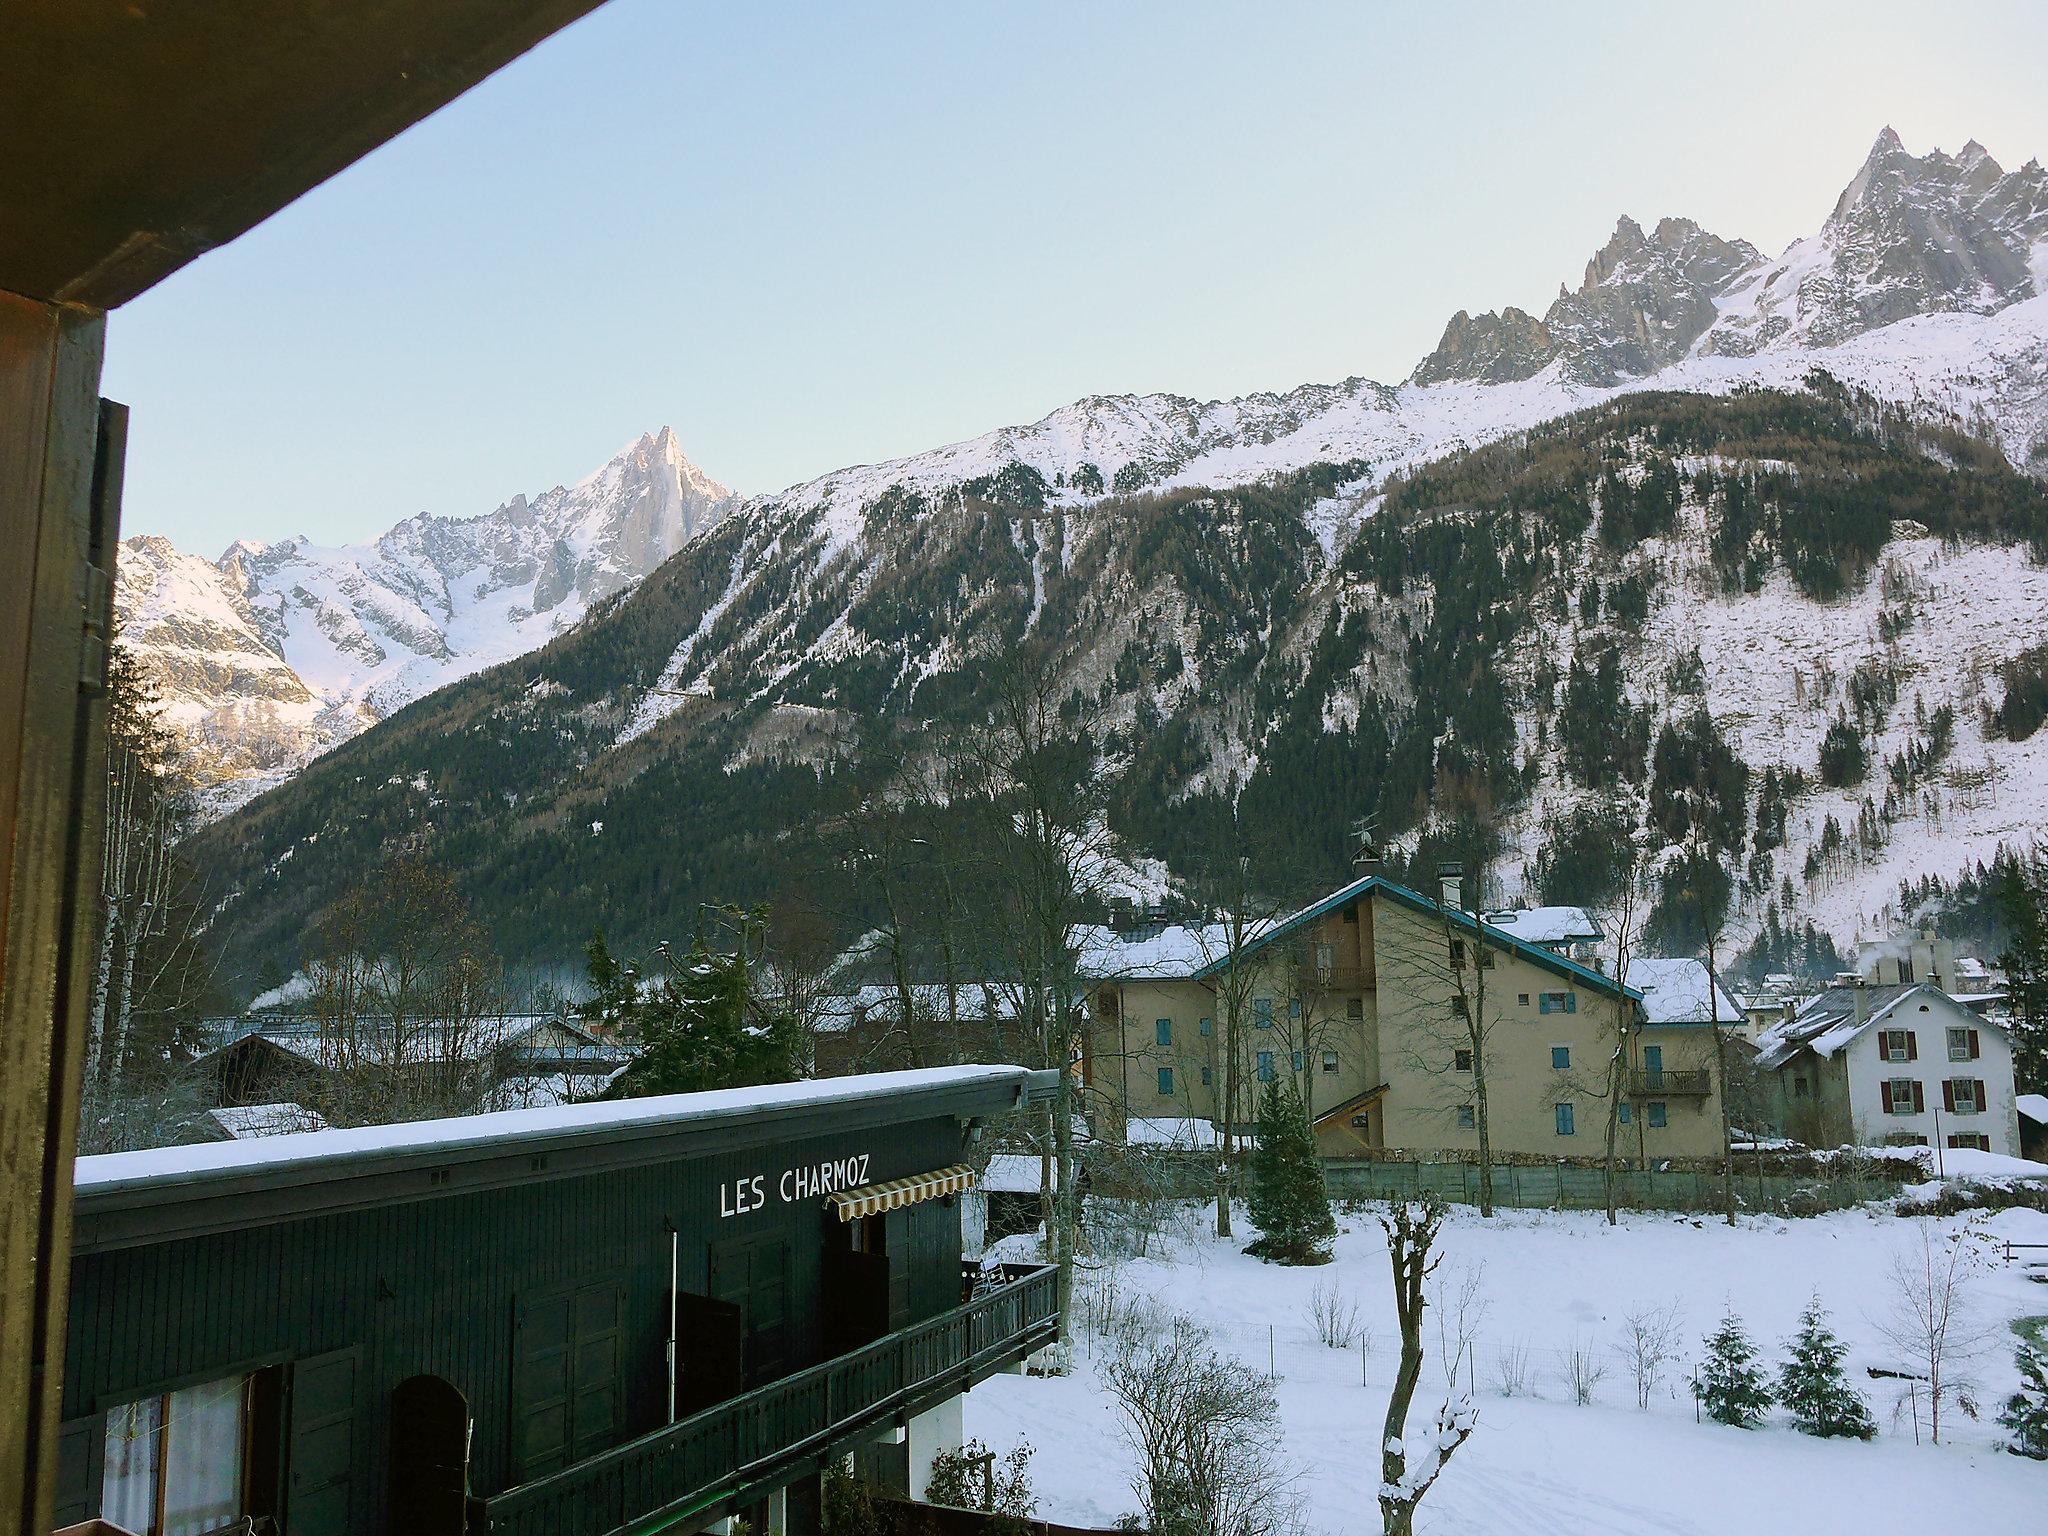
[966,1203,2048,1534]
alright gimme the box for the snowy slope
[117,428,737,812]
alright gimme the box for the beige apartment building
[1078,870,1728,1162]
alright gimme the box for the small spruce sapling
[1775,1297,1875,1440]
[1245,1079,1336,1264]
[2001,1344,2048,1459]
[1696,1309,1773,1428]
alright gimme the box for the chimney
[1850,974,1868,1031]
[1438,862,1464,913]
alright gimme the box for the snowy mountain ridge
[128,129,2048,841]
[117,427,736,810]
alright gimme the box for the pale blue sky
[107,0,2048,556]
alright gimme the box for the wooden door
[511,1279,624,1482]
[285,1347,359,1536]
[710,1235,791,1387]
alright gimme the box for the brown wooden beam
[1,1,612,308]
[0,288,115,1536]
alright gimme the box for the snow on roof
[2019,1093,2048,1127]
[981,1153,1043,1193]
[1480,905,1603,945]
[198,1013,619,1069]
[818,982,1027,1030]
[1628,957,1743,1026]
[76,1065,1036,1200]
[205,1103,329,1139]
[1123,1116,1222,1149]
[1071,923,1243,980]
[1752,983,2000,1069]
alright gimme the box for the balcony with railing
[1627,1068,1711,1098]
[481,1265,1059,1536]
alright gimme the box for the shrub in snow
[924,1437,1038,1526]
[1245,1080,1335,1264]
[1695,1309,1773,1427]
[1306,1279,1361,1349]
[2000,1344,2048,1459]
[1104,1313,1299,1536]
[1775,1296,1875,1439]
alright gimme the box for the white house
[1752,980,2022,1155]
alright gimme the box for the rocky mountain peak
[1417,128,2047,385]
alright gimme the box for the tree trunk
[1601,1043,1625,1225]
[1470,1032,1494,1218]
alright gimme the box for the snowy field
[967,1200,2048,1535]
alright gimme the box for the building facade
[56,1067,1059,1536]
[1752,982,2023,1155]
[1080,872,1728,1162]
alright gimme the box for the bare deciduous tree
[1877,1221,1991,1445]
[1307,1280,1362,1350]
[1622,1302,1684,1409]
[1104,1312,1301,1536]
[1377,1195,1476,1536]
[305,851,503,1123]
[1428,1260,1490,1390]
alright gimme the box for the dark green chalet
[57,1066,1060,1536]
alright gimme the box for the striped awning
[826,1163,976,1222]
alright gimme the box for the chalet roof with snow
[816,982,1034,1031]
[1627,958,1743,1027]
[1186,874,1638,1000]
[73,1065,1056,1252]
[194,1013,624,1072]
[1478,905,1604,949]
[1751,982,2002,1070]
[1071,922,1250,980]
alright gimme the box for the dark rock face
[1414,130,2048,385]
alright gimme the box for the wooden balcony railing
[481,1265,1059,1536]
[1628,1069,1711,1098]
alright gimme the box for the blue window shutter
[1647,1101,1667,1129]
[1291,1051,1304,1073]
[1565,991,1577,1014]
[1539,994,1553,1015]
[1555,1103,1575,1136]
[1289,998,1302,1019]
[1257,1051,1274,1082]
[1551,1046,1570,1070]
[1158,1067,1174,1096]
[1618,1102,1632,1125]
[1155,1018,1172,1047]
[1199,1016,1213,1037]
[1201,1066,1212,1086]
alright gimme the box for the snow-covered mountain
[117,427,736,810]
[172,129,2048,983]
[1415,128,2048,387]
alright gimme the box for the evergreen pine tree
[2001,1345,2048,1459]
[1245,1079,1335,1264]
[1775,1297,1875,1439]
[1695,1310,1773,1428]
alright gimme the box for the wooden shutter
[287,1346,361,1536]
[1905,1031,1918,1061]
[51,1414,104,1525]
[1880,1080,1893,1114]
[1975,1079,1988,1111]
[1942,1080,1956,1113]
[1911,1081,1925,1113]
[1565,992,1577,1013]
[511,1278,624,1482]
[1968,1029,1981,1060]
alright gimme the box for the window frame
[1554,1102,1576,1136]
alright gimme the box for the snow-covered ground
[967,1200,2048,1534]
